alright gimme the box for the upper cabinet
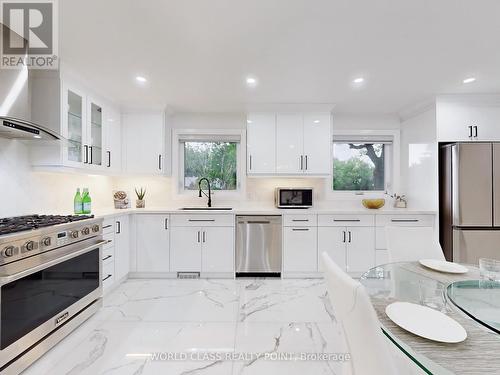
[30,74,122,173]
[437,96,500,142]
[247,113,276,174]
[247,112,332,176]
[122,111,170,176]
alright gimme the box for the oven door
[0,238,106,367]
[276,188,313,208]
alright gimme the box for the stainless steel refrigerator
[439,143,500,263]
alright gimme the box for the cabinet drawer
[102,246,114,265]
[170,214,234,227]
[318,214,374,227]
[102,262,114,289]
[375,214,434,227]
[103,219,115,234]
[283,214,317,227]
[103,232,114,248]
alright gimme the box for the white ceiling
[60,0,500,115]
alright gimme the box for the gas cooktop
[0,214,95,236]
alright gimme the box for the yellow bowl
[362,199,385,209]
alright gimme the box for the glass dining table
[360,262,500,375]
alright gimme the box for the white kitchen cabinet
[114,215,130,281]
[104,105,122,172]
[87,97,105,168]
[122,112,167,175]
[63,84,87,167]
[170,226,201,272]
[247,112,331,176]
[437,97,500,142]
[318,227,346,271]
[247,113,276,174]
[303,114,331,174]
[201,227,234,273]
[136,215,170,273]
[276,113,304,174]
[345,227,375,274]
[283,227,318,272]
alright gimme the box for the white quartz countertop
[91,205,437,219]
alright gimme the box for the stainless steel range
[0,215,106,375]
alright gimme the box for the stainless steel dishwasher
[236,215,282,276]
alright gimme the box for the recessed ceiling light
[247,120,253,124]
[463,77,476,84]
[313,120,320,124]
[353,77,364,84]
[246,76,258,87]
[136,76,147,83]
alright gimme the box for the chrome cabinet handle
[333,219,361,222]
[391,219,419,222]
[305,155,308,170]
[292,228,309,231]
[292,219,309,222]
[348,231,352,243]
[300,155,303,170]
[116,221,121,234]
[342,231,346,243]
[473,125,478,138]
[102,255,112,261]
[197,231,201,243]
[188,219,215,222]
[468,126,473,138]
[158,154,162,170]
[107,151,111,167]
[165,218,168,230]
[249,155,252,170]
[202,231,206,243]
[102,274,112,282]
[89,146,93,164]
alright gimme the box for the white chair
[321,252,398,375]
[385,226,445,263]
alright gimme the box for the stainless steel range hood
[0,25,63,141]
[0,117,61,140]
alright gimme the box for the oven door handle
[0,240,109,285]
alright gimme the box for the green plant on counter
[135,187,146,200]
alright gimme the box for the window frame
[327,129,400,199]
[172,129,246,200]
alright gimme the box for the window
[332,137,392,192]
[178,134,241,192]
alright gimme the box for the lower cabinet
[135,214,170,272]
[114,215,130,281]
[318,226,375,275]
[283,227,318,272]
[170,223,234,274]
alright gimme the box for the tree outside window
[184,141,237,190]
[333,143,385,191]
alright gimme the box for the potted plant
[386,192,407,208]
[135,187,146,208]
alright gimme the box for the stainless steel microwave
[275,188,313,209]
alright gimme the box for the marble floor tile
[238,279,335,323]
[23,278,345,375]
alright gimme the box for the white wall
[0,112,426,215]
[0,139,115,216]
[400,108,438,210]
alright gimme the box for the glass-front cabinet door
[65,88,86,165]
[88,99,103,167]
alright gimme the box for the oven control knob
[81,227,90,235]
[2,246,15,257]
[41,237,52,247]
[92,224,100,233]
[70,231,79,239]
[25,241,35,251]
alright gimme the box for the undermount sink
[179,207,233,211]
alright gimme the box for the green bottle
[74,188,83,214]
[82,188,92,214]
